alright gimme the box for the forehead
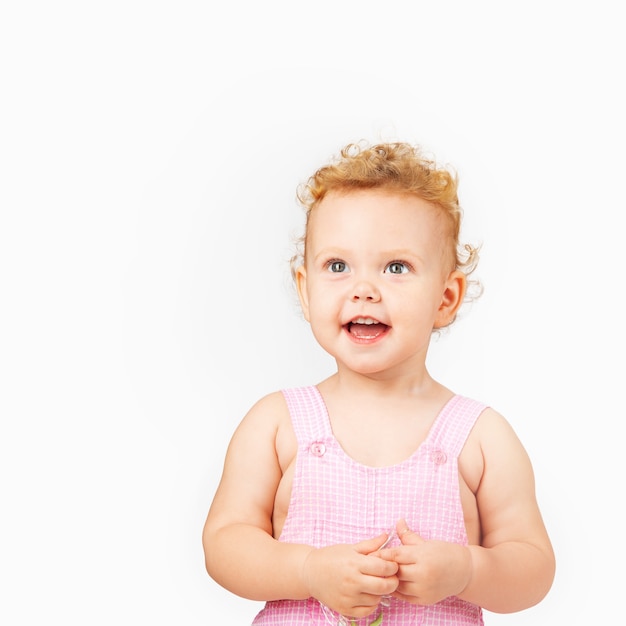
[307,189,446,248]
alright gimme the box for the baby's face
[295,189,464,377]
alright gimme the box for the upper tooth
[354,317,378,324]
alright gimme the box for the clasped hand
[377,519,472,606]
[303,520,472,618]
[303,533,398,619]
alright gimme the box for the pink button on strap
[310,442,326,457]
[430,449,447,465]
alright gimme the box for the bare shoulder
[237,390,290,431]
[230,390,296,471]
[460,407,530,493]
[206,391,293,534]
[227,390,290,446]
[471,406,532,471]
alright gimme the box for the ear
[294,265,311,322]
[434,270,467,328]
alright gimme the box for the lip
[343,317,390,343]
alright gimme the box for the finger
[378,544,421,565]
[345,601,386,620]
[360,552,399,578]
[355,532,392,555]
[367,531,394,557]
[360,573,399,598]
[391,589,420,605]
[396,519,423,546]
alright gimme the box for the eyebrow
[312,248,425,264]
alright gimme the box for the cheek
[306,292,342,333]
[307,300,330,325]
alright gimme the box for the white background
[1,1,624,624]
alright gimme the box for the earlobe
[295,265,310,321]
[434,270,467,328]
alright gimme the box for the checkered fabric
[252,386,487,625]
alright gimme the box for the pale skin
[203,189,555,619]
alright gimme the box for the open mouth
[345,317,390,341]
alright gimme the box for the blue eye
[328,260,348,273]
[385,262,409,274]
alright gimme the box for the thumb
[396,519,424,546]
[355,532,391,555]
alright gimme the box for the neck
[323,363,439,399]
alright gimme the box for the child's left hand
[377,519,472,606]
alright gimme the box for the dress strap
[281,386,332,445]
[427,395,488,457]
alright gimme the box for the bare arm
[379,408,555,613]
[459,408,555,612]
[202,392,398,617]
[202,392,311,599]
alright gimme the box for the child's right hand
[302,533,399,619]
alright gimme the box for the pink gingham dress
[251,386,487,625]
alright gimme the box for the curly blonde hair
[291,141,482,315]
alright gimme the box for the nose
[351,279,381,302]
